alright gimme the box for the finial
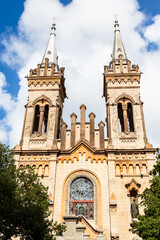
[52,16,57,24]
[112,14,127,62]
[51,17,57,33]
[114,13,119,22]
[41,17,58,64]
[114,13,119,31]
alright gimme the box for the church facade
[14,20,155,240]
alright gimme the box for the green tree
[0,143,17,239]
[0,142,66,240]
[132,148,160,240]
[15,165,54,240]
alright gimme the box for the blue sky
[0,0,157,97]
[0,0,160,147]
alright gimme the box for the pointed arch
[32,94,53,107]
[62,169,102,226]
[125,178,141,197]
[114,92,136,105]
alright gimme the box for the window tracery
[69,177,94,220]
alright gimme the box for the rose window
[69,177,94,220]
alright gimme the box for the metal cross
[52,17,57,24]
[114,13,119,21]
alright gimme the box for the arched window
[118,103,124,132]
[69,177,94,220]
[44,165,49,176]
[123,164,127,174]
[127,103,134,132]
[42,104,49,134]
[32,105,40,133]
[32,101,49,135]
[117,98,134,133]
[129,164,134,174]
[116,164,120,175]
[57,107,62,139]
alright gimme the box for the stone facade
[14,21,155,240]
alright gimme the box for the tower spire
[42,20,58,65]
[112,18,127,63]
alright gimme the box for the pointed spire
[112,18,127,63]
[42,20,58,65]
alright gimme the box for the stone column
[37,64,40,76]
[20,105,28,147]
[49,154,57,222]
[127,60,131,72]
[112,61,115,73]
[63,215,78,240]
[51,63,55,75]
[70,113,77,147]
[122,103,128,133]
[80,104,86,140]
[89,112,95,147]
[108,157,119,239]
[38,106,45,134]
[53,104,59,146]
[44,58,49,76]
[140,103,148,144]
[98,121,105,149]
[107,103,112,144]
[61,121,67,150]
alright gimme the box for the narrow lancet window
[127,103,134,132]
[57,108,61,139]
[118,103,124,132]
[32,105,40,133]
[42,105,49,133]
[117,98,134,133]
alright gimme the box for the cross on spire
[42,20,58,65]
[114,13,119,22]
[52,17,57,25]
[112,18,127,63]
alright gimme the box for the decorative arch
[32,95,51,134]
[62,169,102,226]
[114,92,136,105]
[125,178,141,197]
[32,94,53,107]
[116,93,135,133]
[116,164,120,175]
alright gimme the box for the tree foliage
[132,148,160,240]
[0,142,66,240]
[0,143,17,239]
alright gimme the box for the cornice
[104,72,141,77]
[14,149,60,155]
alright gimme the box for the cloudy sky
[0,0,160,148]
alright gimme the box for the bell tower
[104,19,148,149]
[20,22,66,150]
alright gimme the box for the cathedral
[14,19,155,240]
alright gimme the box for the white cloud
[0,72,16,144]
[0,0,160,147]
[0,72,15,112]
[144,15,160,45]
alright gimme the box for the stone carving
[131,198,139,218]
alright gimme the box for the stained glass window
[69,177,94,220]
